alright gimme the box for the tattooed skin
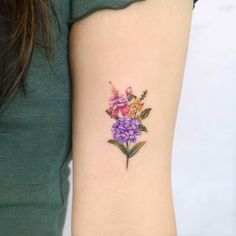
[106,81,152,170]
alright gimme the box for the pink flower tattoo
[108,88,130,118]
[106,81,152,170]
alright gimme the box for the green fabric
[0,0,147,235]
[68,0,146,26]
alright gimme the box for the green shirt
[0,0,197,235]
[0,0,146,235]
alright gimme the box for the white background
[173,0,236,235]
[63,0,236,235]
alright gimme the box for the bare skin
[69,0,193,235]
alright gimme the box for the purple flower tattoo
[106,81,152,170]
[112,117,141,143]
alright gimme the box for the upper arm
[69,0,193,235]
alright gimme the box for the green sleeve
[68,0,146,26]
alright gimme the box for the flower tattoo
[106,81,152,169]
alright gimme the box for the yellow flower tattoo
[128,98,144,121]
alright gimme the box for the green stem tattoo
[125,142,130,170]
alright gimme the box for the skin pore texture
[69,0,193,235]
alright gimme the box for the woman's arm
[69,0,193,235]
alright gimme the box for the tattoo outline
[106,81,152,170]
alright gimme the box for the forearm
[70,0,193,235]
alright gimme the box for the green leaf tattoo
[106,81,152,170]
[140,108,152,120]
[107,139,129,156]
[128,141,146,158]
[138,124,147,132]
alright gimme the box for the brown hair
[0,0,61,109]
